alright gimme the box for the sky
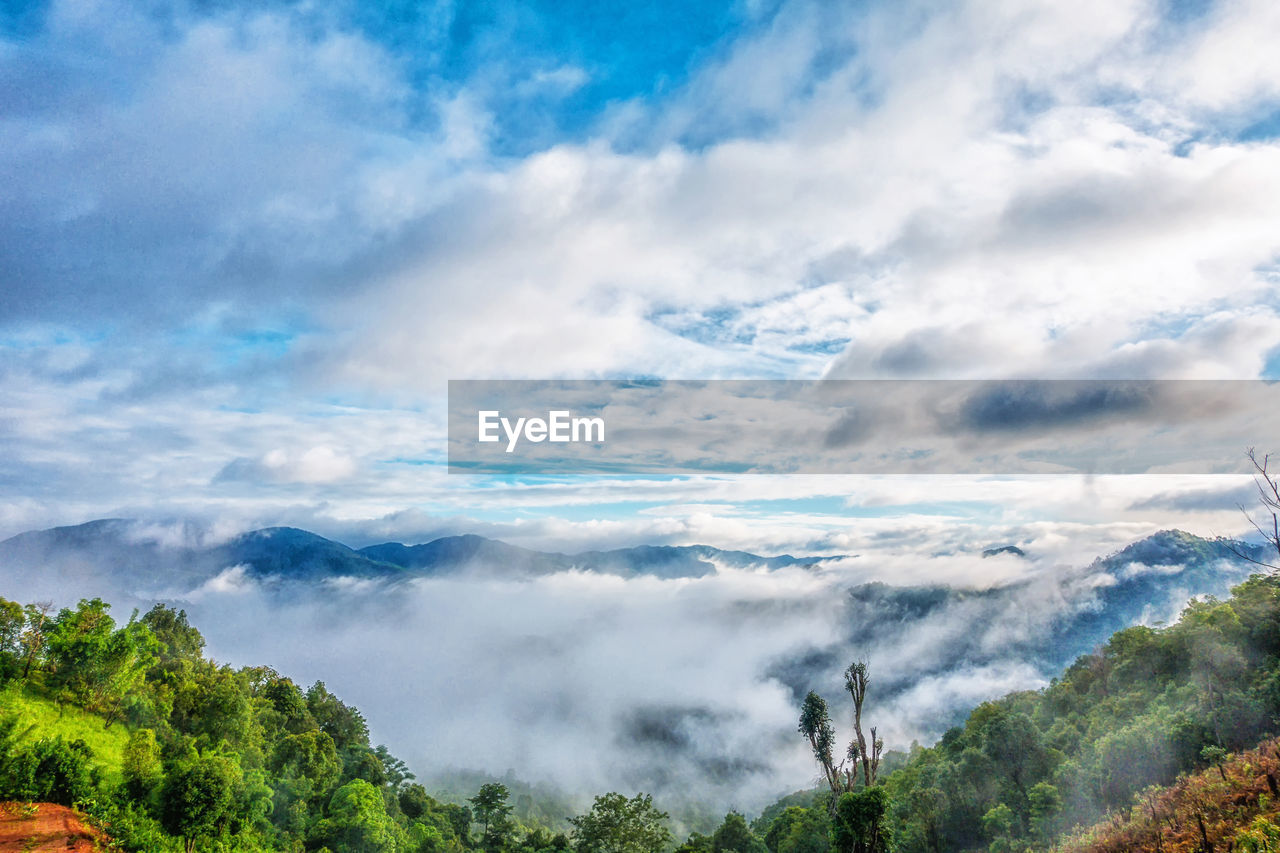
[8,0,1280,814]
[5,0,1280,567]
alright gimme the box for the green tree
[122,727,163,804]
[171,662,259,750]
[0,735,98,806]
[399,783,433,820]
[441,802,473,844]
[140,603,205,661]
[315,778,404,853]
[1201,744,1229,780]
[160,753,240,853]
[843,662,882,788]
[570,792,673,853]
[774,809,829,853]
[798,691,843,797]
[1026,781,1062,842]
[675,832,713,853]
[308,681,371,752]
[19,601,53,679]
[470,782,515,852]
[980,802,1014,849]
[711,812,767,853]
[979,710,1054,819]
[832,788,890,853]
[0,597,23,681]
[44,598,159,727]
[763,808,801,853]
[271,730,342,792]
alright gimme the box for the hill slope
[1056,736,1280,852]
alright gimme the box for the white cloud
[217,446,358,485]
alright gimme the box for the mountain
[0,520,401,592]
[357,536,828,578]
[1,522,1266,694]
[357,534,563,576]
[765,530,1271,724]
[215,527,403,579]
[0,519,830,592]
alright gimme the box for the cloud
[2,0,1280,811]
[3,0,1280,528]
[1128,482,1257,512]
[215,447,358,485]
[1,516,1255,814]
[954,382,1159,433]
[182,564,254,601]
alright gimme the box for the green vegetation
[743,570,1280,853]
[874,571,1280,851]
[569,792,672,853]
[1053,734,1280,852]
[8,561,1280,852]
[0,681,132,784]
[0,595,651,852]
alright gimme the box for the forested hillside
[0,596,660,852]
[7,565,1280,852]
[1054,734,1280,852]
[690,569,1280,853]
[873,570,1280,851]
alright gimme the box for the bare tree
[844,661,883,789]
[20,600,53,679]
[798,659,884,811]
[1232,447,1280,571]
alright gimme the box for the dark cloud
[1128,484,1256,512]
[954,381,1159,433]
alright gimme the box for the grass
[0,680,131,786]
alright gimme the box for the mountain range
[766,529,1272,711]
[1,518,1273,758]
[0,518,829,593]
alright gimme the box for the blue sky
[3,0,1280,566]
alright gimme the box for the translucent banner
[447,380,1279,475]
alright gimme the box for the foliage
[44,598,160,728]
[570,792,673,853]
[831,788,889,853]
[710,812,767,853]
[159,753,240,851]
[876,571,1280,851]
[469,782,514,852]
[1054,736,1280,852]
[0,731,99,805]
[0,594,667,853]
[122,727,163,804]
[312,778,406,853]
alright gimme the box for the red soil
[0,802,106,852]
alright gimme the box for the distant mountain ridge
[3,519,1271,748]
[0,519,830,590]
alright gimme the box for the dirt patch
[0,802,106,852]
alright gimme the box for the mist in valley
[0,520,1256,816]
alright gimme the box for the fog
[0,532,1252,815]
[165,564,844,812]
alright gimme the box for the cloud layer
[4,0,1280,813]
[4,0,1280,536]
[2,520,1256,814]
